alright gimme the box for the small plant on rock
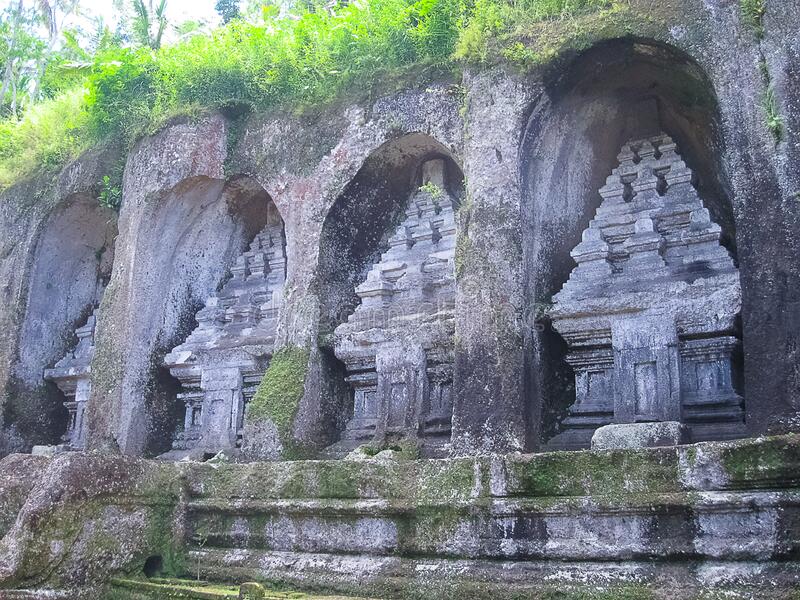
[763,85,784,143]
[98,175,122,211]
[740,0,766,39]
[419,181,444,199]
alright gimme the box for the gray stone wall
[0,0,797,458]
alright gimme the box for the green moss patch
[246,346,310,437]
[506,446,680,500]
[720,434,800,488]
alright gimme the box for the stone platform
[1,436,799,599]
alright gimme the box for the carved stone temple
[43,309,100,450]
[163,221,287,457]
[329,159,458,456]
[547,134,744,450]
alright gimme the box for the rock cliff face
[0,0,799,596]
[0,145,120,455]
[2,10,799,457]
[1,8,798,455]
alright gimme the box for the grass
[455,0,616,65]
[763,85,784,143]
[739,0,766,39]
[0,88,92,187]
[0,0,619,191]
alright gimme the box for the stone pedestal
[591,421,687,450]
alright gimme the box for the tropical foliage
[0,0,614,188]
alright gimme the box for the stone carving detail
[44,309,99,450]
[548,134,743,450]
[163,221,286,456]
[331,159,458,456]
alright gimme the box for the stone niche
[329,159,457,457]
[547,134,744,450]
[162,211,287,458]
[43,307,100,451]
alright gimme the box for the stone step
[0,591,72,599]
[186,549,800,600]
[182,487,800,562]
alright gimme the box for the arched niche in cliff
[118,174,280,457]
[317,133,465,335]
[316,133,465,455]
[6,194,116,450]
[519,38,739,446]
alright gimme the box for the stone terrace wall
[0,436,799,598]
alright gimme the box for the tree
[174,19,210,40]
[131,0,168,49]
[31,0,82,101]
[215,0,241,24]
[1,1,47,117]
[1,0,25,110]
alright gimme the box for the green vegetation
[0,0,621,190]
[739,0,766,39]
[418,181,444,199]
[0,88,90,184]
[99,172,123,210]
[455,0,616,65]
[763,84,784,143]
[246,345,309,437]
[738,0,782,144]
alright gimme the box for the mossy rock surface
[107,577,372,600]
[247,346,310,432]
[242,345,311,459]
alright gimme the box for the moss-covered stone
[247,347,310,433]
[720,434,800,487]
[505,446,680,500]
[415,459,480,504]
[243,346,311,458]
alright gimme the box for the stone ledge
[106,577,372,600]
[190,549,800,600]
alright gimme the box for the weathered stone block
[30,444,69,457]
[591,421,688,450]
